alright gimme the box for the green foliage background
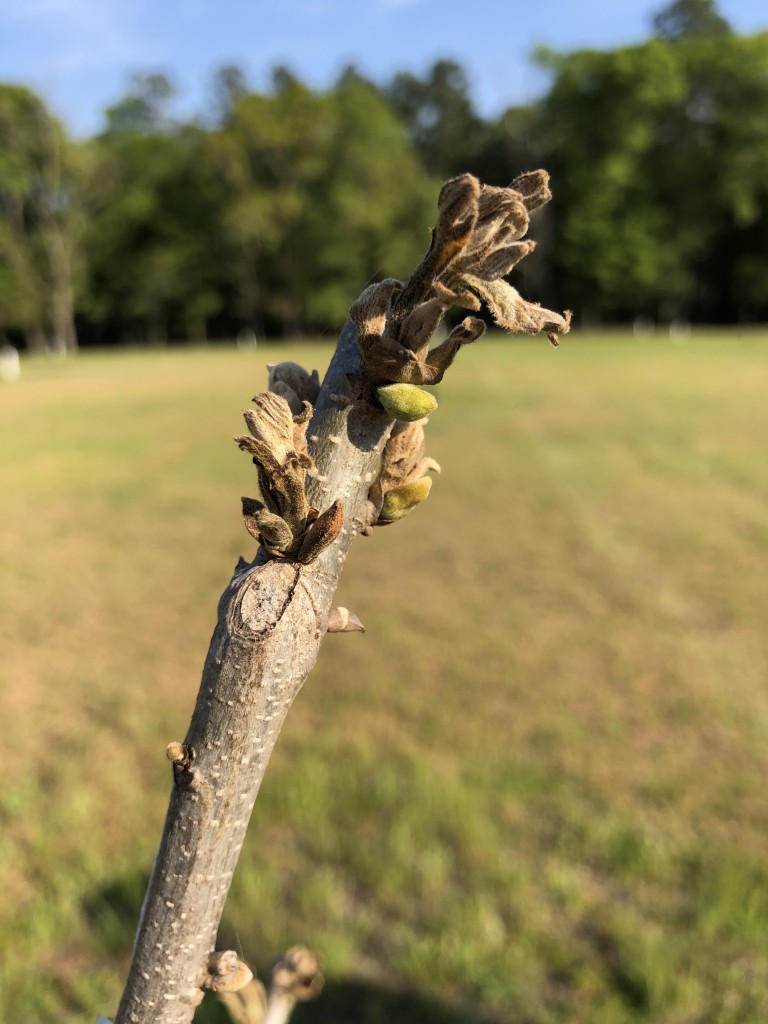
[1,0,768,351]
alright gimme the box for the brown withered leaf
[243,392,296,464]
[458,275,572,346]
[511,169,552,211]
[291,401,314,470]
[269,379,305,416]
[462,239,536,282]
[270,946,324,1002]
[217,979,268,1024]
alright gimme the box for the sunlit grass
[1,330,767,1023]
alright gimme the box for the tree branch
[114,324,392,1024]
[108,170,570,1024]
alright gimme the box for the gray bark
[114,322,393,1024]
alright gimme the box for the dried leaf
[291,401,314,470]
[431,280,482,310]
[268,379,304,415]
[241,497,294,554]
[468,240,536,281]
[368,417,442,526]
[397,297,448,358]
[511,168,552,211]
[236,392,311,533]
[393,174,479,333]
[244,393,295,464]
[377,419,428,493]
[419,317,486,383]
[460,275,571,345]
[358,335,424,386]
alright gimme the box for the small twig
[201,950,253,993]
[217,976,268,1024]
[326,606,365,633]
[264,947,324,1024]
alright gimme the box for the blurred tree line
[1,0,767,350]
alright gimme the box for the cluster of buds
[350,169,571,527]
[350,169,570,391]
[235,390,343,563]
[368,418,441,526]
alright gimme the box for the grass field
[1,330,767,1024]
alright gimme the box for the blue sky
[0,0,765,136]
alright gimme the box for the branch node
[165,742,198,788]
[202,950,254,993]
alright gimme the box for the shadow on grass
[197,978,505,1024]
[83,868,150,955]
[84,875,505,1024]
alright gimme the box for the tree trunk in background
[25,325,48,354]
[48,229,78,353]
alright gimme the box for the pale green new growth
[379,477,433,523]
[376,382,438,421]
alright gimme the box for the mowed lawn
[1,331,767,1024]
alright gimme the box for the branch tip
[270,946,324,1003]
[165,741,192,765]
[349,168,568,390]
[327,607,366,634]
[202,951,254,993]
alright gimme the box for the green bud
[379,477,433,523]
[376,383,437,422]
